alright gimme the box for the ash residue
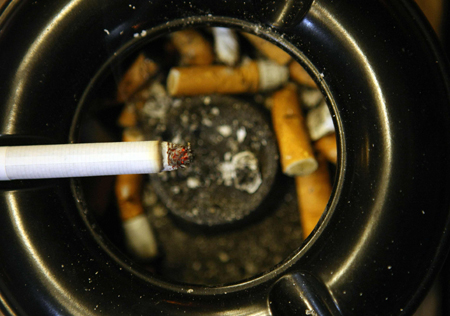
[139,92,278,227]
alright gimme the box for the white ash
[217,151,262,194]
[187,177,201,189]
[203,96,211,105]
[201,117,213,127]
[210,107,220,115]
[237,127,247,143]
[217,125,233,137]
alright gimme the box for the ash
[218,151,262,194]
[137,89,278,227]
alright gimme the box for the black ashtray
[143,94,279,229]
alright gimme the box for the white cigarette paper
[0,141,193,181]
[212,27,240,66]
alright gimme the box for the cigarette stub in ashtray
[315,133,337,164]
[0,141,193,181]
[289,61,317,89]
[271,84,318,177]
[241,32,292,65]
[167,59,288,96]
[116,53,159,103]
[170,29,214,66]
[306,100,335,141]
[296,155,332,239]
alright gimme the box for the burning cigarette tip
[167,142,194,170]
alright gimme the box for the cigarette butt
[289,61,317,88]
[122,213,159,259]
[115,128,145,221]
[212,27,240,66]
[306,100,335,141]
[315,133,337,164]
[167,59,288,96]
[116,128,158,259]
[271,84,318,176]
[117,53,159,102]
[118,103,138,127]
[241,32,292,65]
[170,29,214,66]
[116,173,145,221]
[296,155,332,239]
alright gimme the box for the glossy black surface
[1,0,450,315]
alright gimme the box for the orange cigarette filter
[115,128,145,221]
[296,155,332,239]
[271,84,318,176]
[315,133,337,164]
[170,29,214,66]
[167,61,260,96]
[117,53,159,103]
[289,61,317,88]
[167,59,289,96]
[241,32,292,65]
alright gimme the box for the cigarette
[289,61,317,88]
[212,27,240,66]
[241,32,292,65]
[170,29,214,66]
[315,133,337,164]
[296,155,332,239]
[306,99,335,141]
[116,128,158,259]
[271,84,318,176]
[117,53,159,102]
[0,141,193,181]
[167,59,288,96]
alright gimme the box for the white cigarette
[0,141,193,181]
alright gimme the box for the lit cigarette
[117,53,159,102]
[315,133,337,164]
[116,128,158,259]
[271,84,318,176]
[241,32,292,65]
[170,29,214,66]
[289,61,317,88]
[167,59,288,96]
[0,141,193,181]
[296,155,332,239]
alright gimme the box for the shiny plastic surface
[1,0,450,315]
